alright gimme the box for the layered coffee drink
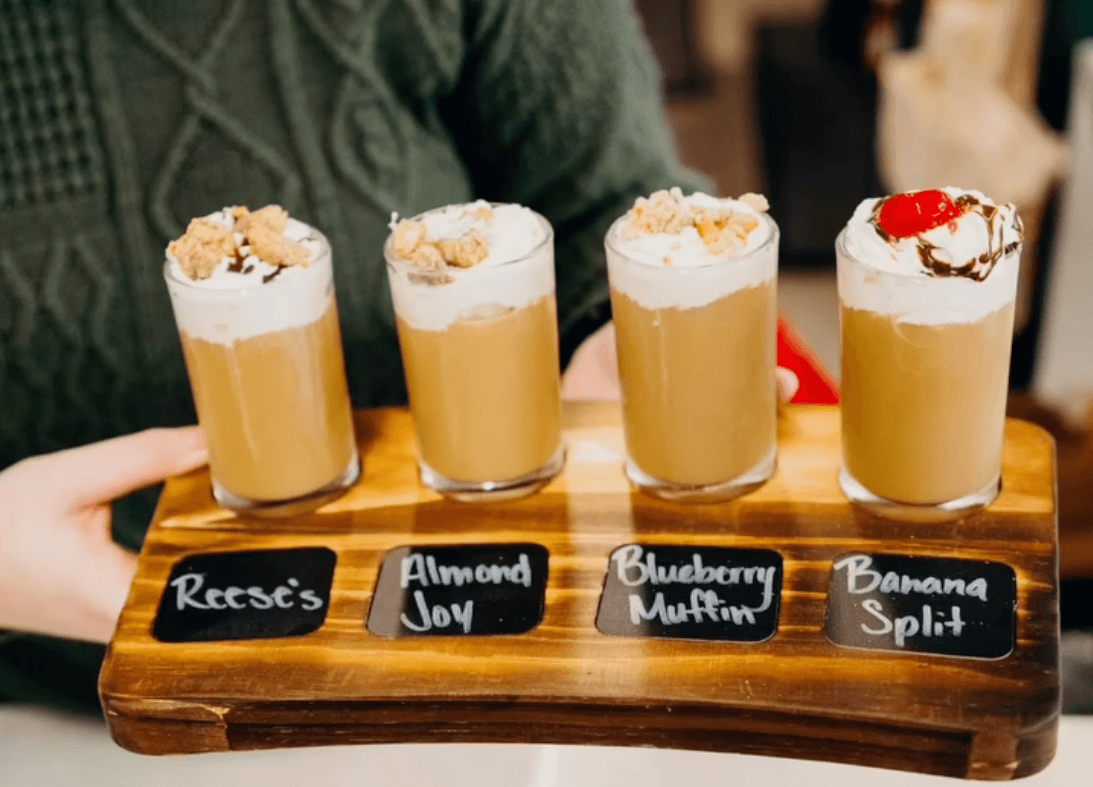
[837,188,1023,514]
[165,206,359,515]
[606,188,779,502]
[385,202,563,501]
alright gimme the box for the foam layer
[385,202,555,331]
[605,195,779,311]
[839,188,1022,324]
[165,210,334,344]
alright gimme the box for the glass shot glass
[836,228,1021,520]
[385,205,564,502]
[605,214,780,503]
[165,223,359,517]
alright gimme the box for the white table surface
[1,705,1090,787]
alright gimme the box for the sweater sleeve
[441,0,710,367]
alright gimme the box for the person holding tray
[0,0,709,711]
[0,0,833,713]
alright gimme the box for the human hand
[0,427,207,643]
[561,321,800,402]
[562,321,621,400]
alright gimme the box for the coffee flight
[164,185,1023,517]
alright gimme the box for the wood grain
[99,404,1060,780]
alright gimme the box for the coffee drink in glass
[385,201,564,502]
[165,206,359,516]
[606,188,779,502]
[837,187,1022,517]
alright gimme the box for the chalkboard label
[824,553,1016,659]
[596,544,782,641]
[367,544,549,637]
[152,548,336,643]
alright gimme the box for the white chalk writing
[833,555,988,603]
[612,545,771,589]
[170,573,324,612]
[400,590,474,634]
[401,553,533,589]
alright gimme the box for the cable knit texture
[0,0,700,709]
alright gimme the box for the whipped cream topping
[844,187,1022,281]
[839,188,1023,324]
[391,200,549,269]
[386,201,555,331]
[606,190,778,311]
[612,190,774,267]
[165,209,334,345]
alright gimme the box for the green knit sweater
[0,0,699,710]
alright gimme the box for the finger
[777,367,800,404]
[56,533,139,643]
[33,427,208,508]
[562,321,620,401]
[81,533,139,642]
[562,360,621,400]
[2,507,139,643]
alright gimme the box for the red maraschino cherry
[876,189,964,239]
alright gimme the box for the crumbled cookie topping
[622,187,768,260]
[235,205,310,269]
[166,218,236,281]
[470,204,495,223]
[623,189,694,236]
[438,231,488,268]
[739,193,770,213]
[232,204,286,236]
[692,207,759,256]
[390,217,490,270]
[168,204,310,280]
[391,218,425,255]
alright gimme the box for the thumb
[776,367,800,404]
[68,521,140,643]
[40,427,208,509]
[6,504,141,643]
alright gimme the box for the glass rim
[604,210,779,271]
[383,203,554,277]
[163,226,333,296]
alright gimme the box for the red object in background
[777,317,839,404]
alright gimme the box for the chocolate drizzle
[914,240,987,281]
[227,247,246,274]
[869,193,1021,282]
[230,248,282,283]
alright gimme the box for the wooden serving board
[99,404,1060,781]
